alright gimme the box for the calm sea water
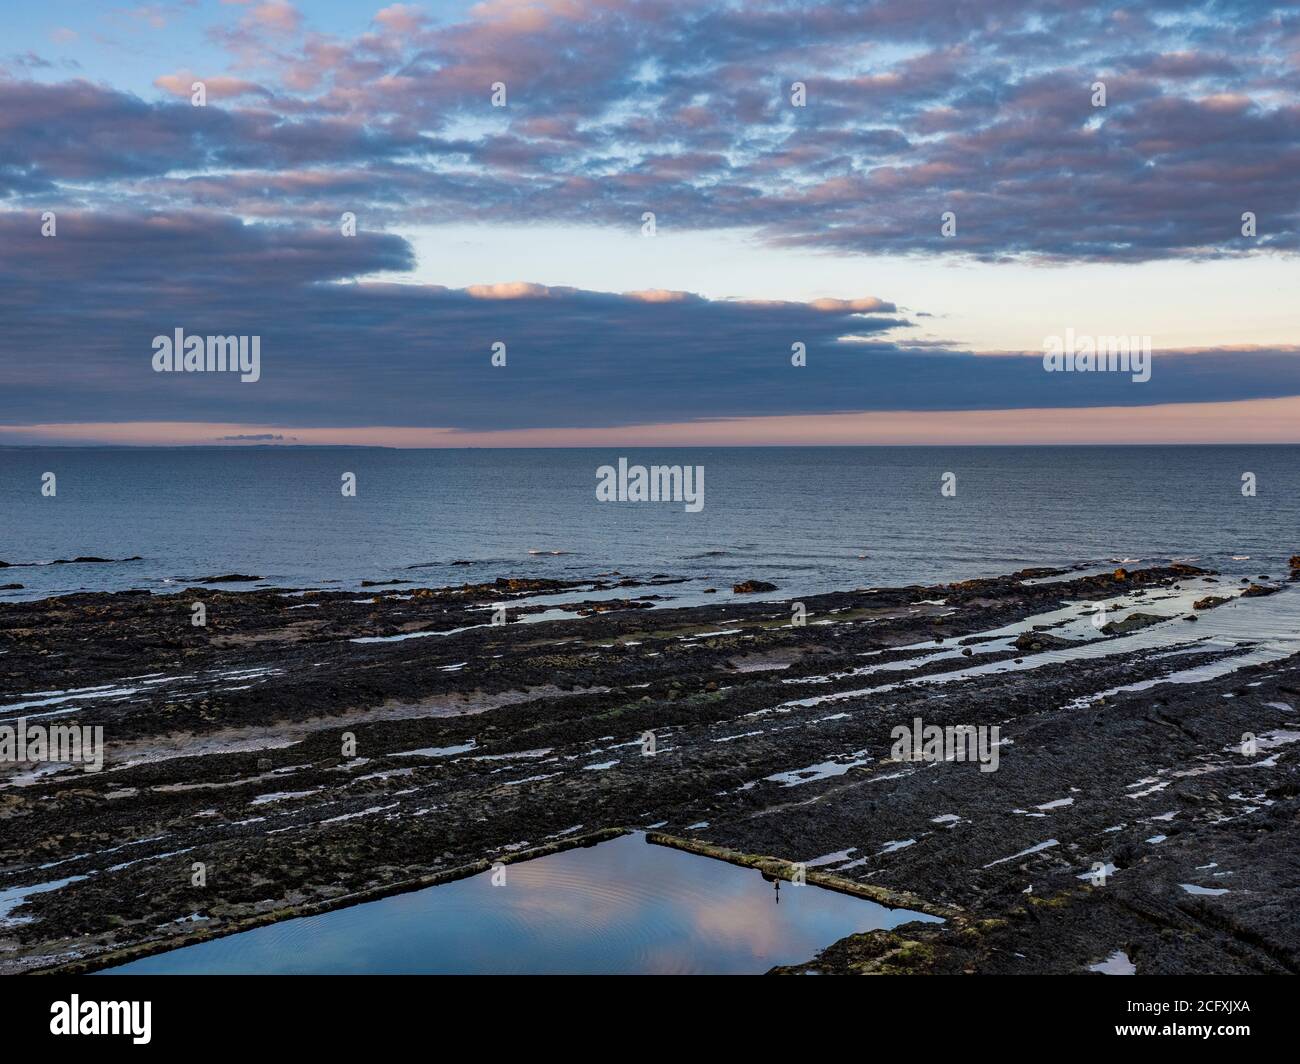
[101,832,941,975]
[2,446,1297,602]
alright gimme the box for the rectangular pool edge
[645,831,960,920]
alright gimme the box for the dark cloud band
[2,213,1298,431]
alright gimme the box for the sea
[2,445,1297,604]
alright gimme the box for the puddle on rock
[100,832,940,974]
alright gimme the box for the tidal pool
[102,832,940,974]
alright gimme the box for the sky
[1,0,1299,446]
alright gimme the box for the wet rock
[15,558,1290,980]
[1013,567,1066,580]
[494,577,569,592]
[1,556,141,567]
[1100,612,1164,635]
[733,580,778,594]
[1113,567,1129,581]
[576,599,655,615]
[1013,631,1079,652]
[194,574,263,584]
[1241,583,1280,598]
[1193,595,1230,610]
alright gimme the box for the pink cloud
[8,397,1300,448]
[154,71,267,98]
[248,1,301,34]
[374,4,428,35]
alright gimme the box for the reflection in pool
[103,832,941,974]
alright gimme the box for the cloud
[246,1,301,35]
[2,212,1300,434]
[373,4,428,36]
[11,396,1300,447]
[1,2,1299,260]
[154,72,269,100]
[465,281,554,299]
[0,77,435,198]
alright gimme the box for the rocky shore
[1,561,1297,974]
